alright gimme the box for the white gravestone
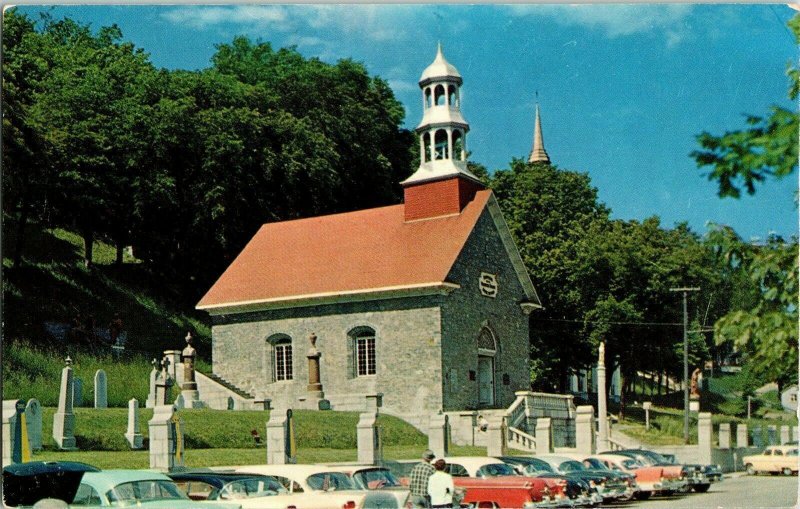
[146,359,159,408]
[25,399,42,451]
[53,358,77,450]
[94,370,107,409]
[125,398,144,449]
[266,408,296,465]
[148,405,183,471]
[2,400,21,467]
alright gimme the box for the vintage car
[604,448,721,492]
[742,445,800,475]
[508,454,630,503]
[323,466,409,508]
[496,456,601,506]
[549,453,638,501]
[232,464,399,508]
[2,461,100,508]
[589,454,686,499]
[442,456,572,508]
[169,470,347,509]
[74,470,243,508]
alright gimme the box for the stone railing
[507,425,537,452]
[505,394,527,429]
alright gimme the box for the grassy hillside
[3,220,212,358]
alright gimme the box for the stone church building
[197,46,543,421]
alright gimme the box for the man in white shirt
[427,459,454,508]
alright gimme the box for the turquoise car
[73,470,241,508]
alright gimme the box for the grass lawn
[32,445,490,469]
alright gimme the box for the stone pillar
[72,377,83,407]
[596,342,609,453]
[736,423,748,448]
[125,398,144,449]
[266,408,296,464]
[163,350,182,385]
[610,366,621,403]
[428,413,450,459]
[486,415,507,458]
[697,412,712,464]
[2,400,20,467]
[53,357,77,450]
[154,358,174,406]
[780,425,790,444]
[306,333,324,396]
[94,369,107,409]
[535,417,552,454]
[180,333,203,408]
[643,402,652,430]
[25,399,42,451]
[148,405,183,471]
[718,423,732,449]
[357,410,380,465]
[575,406,595,455]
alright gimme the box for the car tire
[635,491,651,500]
[693,484,711,493]
[782,468,792,476]
[661,490,675,496]
[745,464,755,475]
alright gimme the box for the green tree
[692,14,799,392]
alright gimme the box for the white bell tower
[401,44,482,186]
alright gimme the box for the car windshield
[216,478,288,500]
[306,472,356,491]
[106,480,187,505]
[620,459,641,470]
[582,458,609,471]
[477,463,519,477]
[352,469,401,489]
[558,461,586,472]
[523,460,555,475]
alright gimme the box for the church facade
[197,46,542,420]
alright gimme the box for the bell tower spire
[528,102,551,164]
[401,44,484,221]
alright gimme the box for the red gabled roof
[196,190,492,310]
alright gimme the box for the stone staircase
[205,373,255,400]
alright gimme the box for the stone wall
[211,296,444,416]
[441,208,530,411]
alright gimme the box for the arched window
[267,334,293,382]
[452,130,464,161]
[477,327,497,353]
[423,132,432,163]
[348,327,376,377]
[424,88,432,109]
[434,85,446,106]
[434,129,449,160]
[448,85,458,107]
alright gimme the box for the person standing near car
[427,459,454,509]
[409,450,437,508]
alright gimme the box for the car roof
[325,466,389,474]
[234,464,353,477]
[81,470,173,492]
[168,471,276,486]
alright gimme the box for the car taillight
[343,501,357,509]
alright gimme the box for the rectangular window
[356,336,376,376]
[275,344,293,381]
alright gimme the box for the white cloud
[161,5,291,30]
[388,79,418,93]
[507,4,693,41]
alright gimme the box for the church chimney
[402,44,484,222]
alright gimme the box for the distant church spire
[528,102,551,164]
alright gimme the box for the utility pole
[670,286,700,444]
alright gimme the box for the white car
[743,445,799,475]
[589,454,686,498]
[232,464,400,509]
[324,466,409,508]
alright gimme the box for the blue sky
[16,4,799,240]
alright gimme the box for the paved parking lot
[617,473,798,509]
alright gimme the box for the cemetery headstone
[180,333,203,408]
[2,400,20,467]
[94,370,107,409]
[25,399,42,451]
[53,357,77,450]
[125,398,144,449]
[266,408,296,464]
[146,359,159,408]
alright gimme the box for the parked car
[506,455,631,503]
[324,466,409,508]
[742,445,800,476]
[75,470,242,508]
[169,470,343,508]
[551,453,638,501]
[603,448,721,492]
[589,454,687,499]
[232,464,398,508]
[442,457,572,508]
[495,456,599,506]
[2,461,100,508]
